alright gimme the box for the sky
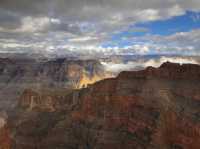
[0,0,200,57]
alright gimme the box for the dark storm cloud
[0,0,48,16]
[0,0,199,31]
[0,8,21,29]
[1,0,199,15]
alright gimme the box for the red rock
[7,62,200,148]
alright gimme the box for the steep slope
[4,62,200,149]
[40,59,108,88]
[0,58,109,110]
[0,58,107,88]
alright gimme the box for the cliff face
[40,59,108,88]
[0,58,107,88]
[0,58,109,109]
[18,89,71,112]
[68,62,200,149]
[0,114,12,149]
[0,126,12,149]
[5,62,200,149]
[118,62,200,80]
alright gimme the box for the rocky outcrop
[0,58,110,110]
[6,62,200,148]
[0,58,107,88]
[0,113,12,149]
[0,126,12,149]
[118,62,200,80]
[19,89,55,111]
[18,89,73,111]
[39,59,107,88]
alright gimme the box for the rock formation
[0,58,109,110]
[2,62,200,149]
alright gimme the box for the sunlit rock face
[4,62,200,149]
[0,58,110,110]
[63,60,112,89]
[41,59,107,88]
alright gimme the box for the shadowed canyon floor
[0,62,200,149]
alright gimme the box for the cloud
[143,56,199,67]
[0,28,199,57]
[0,8,21,30]
[152,29,200,54]
[191,12,200,22]
[114,29,200,55]
[101,56,199,73]
[68,36,99,43]
[0,0,199,56]
[0,0,197,32]
[17,16,50,33]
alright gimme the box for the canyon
[0,62,200,148]
[0,58,110,110]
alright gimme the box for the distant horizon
[1,52,200,60]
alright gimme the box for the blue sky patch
[102,11,200,48]
[135,11,200,36]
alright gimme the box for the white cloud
[101,56,199,74]
[17,16,50,33]
[68,36,98,42]
[50,18,61,24]
[134,9,161,22]
[0,28,199,57]
[167,5,185,17]
[118,29,200,55]
[143,56,199,67]
[0,0,199,56]
[132,45,149,54]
